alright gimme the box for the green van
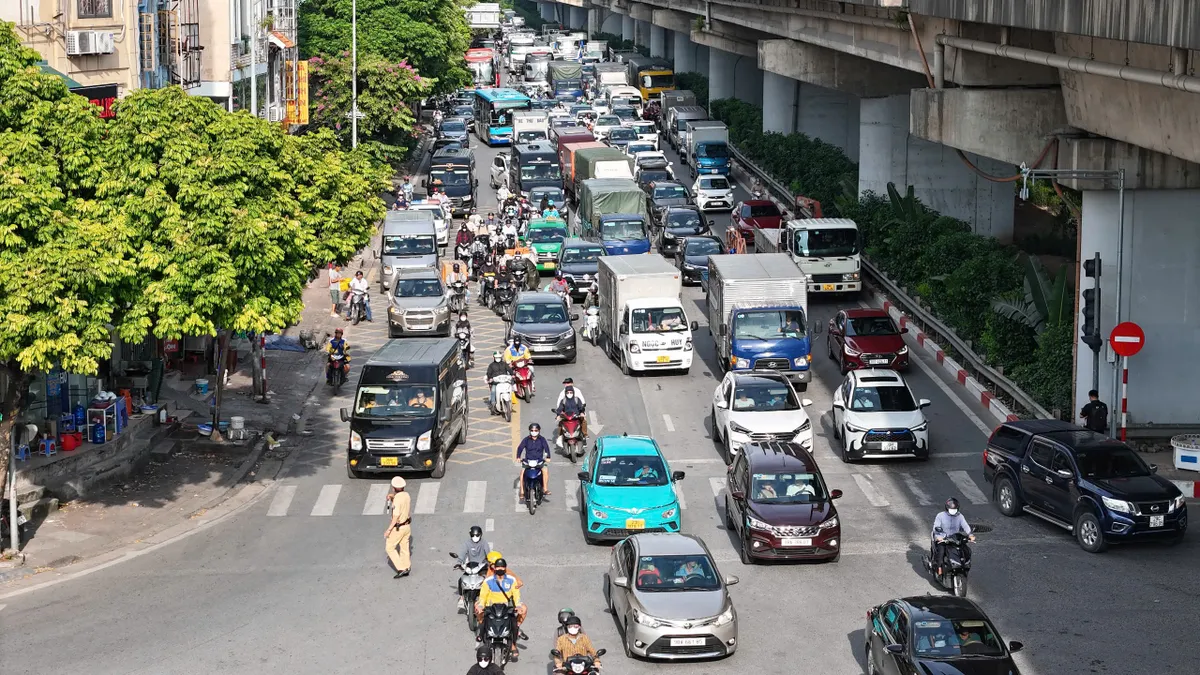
[526,216,569,272]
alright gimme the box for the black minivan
[342,338,468,479]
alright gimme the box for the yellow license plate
[656,356,670,363]
[625,518,645,530]
[821,283,836,291]
[379,457,399,467]
[543,262,555,269]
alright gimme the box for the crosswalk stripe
[900,472,933,506]
[485,518,495,532]
[663,414,675,432]
[464,481,487,513]
[414,483,440,514]
[363,483,390,515]
[852,474,890,507]
[311,485,342,516]
[267,485,297,516]
[565,480,581,510]
[709,477,726,497]
[947,471,989,504]
[675,484,687,510]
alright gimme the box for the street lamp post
[351,0,358,148]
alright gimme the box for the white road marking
[900,472,933,506]
[363,484,389,515]
[674,458,726,464]
[414,483,440,515]
[947,470,989,504]
[464,481,487,513]
[0,604,7,613]
[565,479,581,510]
[267,485,297,517]
[675,484,688,510]
[852,474,890,507]
[310,485,342,516]
[588,410,604,435]
[485,518,495,532]
[663,414,675,432]
[709,477,726,497]
[515,492,525,513]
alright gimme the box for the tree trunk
[1,362,31,497]
[211,330,232,432]
[250,333,264,398]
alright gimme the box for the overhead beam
[629,2,653,22]
[652,8,693,35]
[758,38,928,98]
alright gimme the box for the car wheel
[724,435,734,465]
[388,326,400,339]
[430,450,447,479]
[710,407,721,442]
[620,350,632,376]
[831,416,841,440]
[739,531,755,565]
[724,495,736,530]
[623,624,636,659]
[839,429,852,463]
[1075,511,1107,553]
[866,645,878,675]
[838,355,848,376]
[995,476,1022,517]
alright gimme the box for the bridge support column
[635,20,650,48]
[538,2,555,22]
[622,15,635,42]
[650,25,667,59]
[695,45,709,79]
[589,9,604,36]
[570,7,586,30]
[797,83,858,157]
[734,57,762,107]
[709,49,737,102]
[673,31,695,73]
[762,71,796,134]
[858,94,1014,241]
[601,11,621,35]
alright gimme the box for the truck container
[575,178,651,256]
[686,122,730,175]
[753,218,862,296]
[582,40,606,63]
[624,56,675,100]
[680,120,726,163]
[597,255,698,374]
[559,141,606,196]
[464,2,501,29]
[572,146,634,197]
[666,105,708,151]
[658,90,697,133]
[593,63,628,89]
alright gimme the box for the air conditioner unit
[66,30,116,56]
[267,106,284,123]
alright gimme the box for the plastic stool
[39,438,57,456]
[15,444,31,461]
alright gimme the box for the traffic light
[1083,256,1100,280]
[1081,254,1102,351]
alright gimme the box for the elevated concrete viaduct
[537,0,1200,431]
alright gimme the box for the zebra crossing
[261,468,993,518]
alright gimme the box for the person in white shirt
[328,265,343,317]
[496,184,511,204]
[348,270,372,322]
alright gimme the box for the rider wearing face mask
[931,497,975,575]
[468,645,504,675]
[456,312,474,354]
[553,615,602,671]
[513,423,551,501]
[458,525,492,610]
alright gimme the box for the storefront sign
[164,339,180,353]
[70,84,118,119]
[285,60,310,126]
[46,368,67,417]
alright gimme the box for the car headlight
[793,355,810,367]
[660,508,677,519]
[390,305,406,316]
[845,422,868,433]
[383,265,394,273]
[911,421,928,432]
[461,195,472,202]
[729,421,752,435]
[684,338,693,351]
[746,514,771,530]
[633,609,662,629]
[350,430,363,450]
[662,230,675,239]
[1102,496,1134,514]
[435,305,450,316]
[417,430,432,451]
[628,342,641,353]
[793,419,811,434]
[844,345,861,357]
[818,515,839,530]
[683,262,699,270]
[842,272,859,281]
[734,357,750,369]
[591,508,608,520]
[1170,495,1186,513]
[559,328,575,339]
[713,606,735,627]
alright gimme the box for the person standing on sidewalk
[385,476,412,578]
[328,265,344,317]
[1080,390,1109,434]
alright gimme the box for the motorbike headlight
[842,272,859,281]
[911,421,928,432]
[591,508,609,520]
[350,430,363,451]
[728,421,752,436]
[713,606,735,627]
[633,609,662,629]
[1170,495,1186,513]
[1102,496,1134,514]
[417,431,432,451]
[793,355,810,367]
[628,342,641,353]
[818,515,839,530]
[734,357,750,369]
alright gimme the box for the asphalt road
[2,106,1197,675]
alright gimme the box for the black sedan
[675,235,723,285]
[657,206,712,256]
[865,596,1025,675]
[647,181,693,225]
[606,126,638,151]
[637,169,673,194]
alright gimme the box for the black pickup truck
[983,420,1187,553]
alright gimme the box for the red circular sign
[1109,321,1145,358]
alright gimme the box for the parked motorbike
[551,648,606,675]
[554,409,586,462]
[522,458,546,515]
[347,289,368,325]
[0,498,28,548]
[481,601,520,667]
[490,373,514,422]
[449,552,486,632]
[449,280,468,314]
[923,529,973,597]
[582,306,600,345]
[327,352,349,390]
[511,359,534,401]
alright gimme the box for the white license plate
[670,637,706,647]
[531,345,554,352]
[881,441,899,451]
[1150,515,1165,528]
[780,537,812,547]
[869,359,889,365]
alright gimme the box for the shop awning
[268,31,295,49]
[37,60,82,88]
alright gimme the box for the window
[1050,451,1074,476]
[1075,446,1151,479]
[746,203,781,218]
[382,234,436,256]
[794,228,859,257]
[739,204,752,218]
[594,454,668,486]
[751,471,828,503]
[394,278,444,298]
[513,302,567,324]
[731,380,800,412]
[913,619,1005,657]
[849,385,917,412]
[847,316,898,337]
[732,309,807,340]
[988,425,1026,454]
[353,385,436,418]
[633,554,718,591]
[630,306,687,333]
[1028,440,1054,469]
[78,0,112,18]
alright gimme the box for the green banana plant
[990,253,1073,340]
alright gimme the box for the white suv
[712,370,814,461]
[831,369,931,463]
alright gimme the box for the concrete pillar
[650,25,667,58]
[734,58,762,107]
[665,31,674,60]
[589,9,603,36]
[673,31,695,73]
[622,15,635,42]
[796,83,859,156]
[709,49,737,102]
[858,94,1014,241]
[601,12,621,35]
[539,2,554,22]
[695,45,710,78]
[762,71,797,134]
[635,20,650,48]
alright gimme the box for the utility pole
[351,0,358,148]
[250,0,258,117]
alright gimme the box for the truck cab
[755,218,862,296]
[591,214,650,255]
[597,256,698,374]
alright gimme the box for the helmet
[469,525,483,538]
[555,270,564,279]
[557,608,576,625]
[391,476,406,489]
[529,422,541,432]
[512,336,522,347]
[548,200,555,206]
[562,377,574,384]
[334,328,343,336]
[945,497,960,511]
[476,646,491,661]
[564,615,582,628]
[493,351,502,362]
[493,558,508,571]
[486,551,503,564]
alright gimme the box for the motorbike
[503,231,518,251]
[550,648,607,675]
[347,289,368,325]
[449,552,486,632]
[455,241,472,263]
[493,278,516,315]
[923,529,973,597]
[490,373,514,422]
[522,458,546,515]
[479,272,497,307]
[470,250,488,280]
[457,330,473,368]
[327,352,349,390]
[582,306,600,345]
[750,177,764,200]
[0,498,28,548]
[449,280,468,314]
[554,410,586,462]
[481,601,520,667]
[511,358,534,401]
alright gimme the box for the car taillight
[982,448,988,467]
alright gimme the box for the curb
[865,289,1018,429]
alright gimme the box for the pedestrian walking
[1080,389,1109,434]
[328,265,343,317]
[385,476,412,578]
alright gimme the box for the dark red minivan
[827,308,910,375]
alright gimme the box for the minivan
[342,338,468,480]
[380,210,438,292]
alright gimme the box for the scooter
[582,306,600,345]
[490,373,514,422]
[449,552,486,632]
[493,279,516,315]
[347,289,368,325]
[554,410,586,462]
[481,600,521,667]
[449,280,468,314]
[457,330,473,368]
[551,648,607,675]
[923,529,973,597]
[327,352,349,390]
[522,458,546,515]
[455,241,472,264]
[479,272,497,307]
[511,359,534,401]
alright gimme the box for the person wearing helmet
[553,614,602,672]
[485,351,511,413]
[457,525,493,609]
[325,328,350,384]
[542,199,560,219]
[475,558,527,659]
[385,476,412,578]
[503,337,534,390]
[468,645,503,675]
[556,378,588,438]
[930,497,974,576]
[514,422,551,501]
[548,270,570,298]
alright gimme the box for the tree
[299,0,473,95]
[990,252,1073,341]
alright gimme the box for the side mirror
[577,470,590,482]
[1008,641,1024,653]
[729,487,745,500]
[719,324,727,337]
[830,489,843,500]
[1149,463,1159,474]
[448,551,459,559]
[474,178,480,188]
[619,325,628,335]
[595,648,607,657]
[724,575,739,586]
[612,576,629,588]
[918,399,931,409]
[339,408,350,422]
[885,644,905,655]
[901,326,909,333]
[832,402,845,410]
[801,398,813,407]
[671,470,686,481]
[1055,469,1073,479]
[571,314,580,321]
[716,400,728,410]
[549,649,562,659]
[689,320,699,331]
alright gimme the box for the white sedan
[628,120,659,148]
[691,175,734,212]
[712,370,814,461]
[591,114,623,140]
[831,369,931,463]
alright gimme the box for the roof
[899,595,989,622]
[844,308,889,319]
[432,147,471,159]
[852,369,907,386]
[516,141,555,153]
[1002,419,1077,435]
[598,434,662,458]
[394,267,441,280]
[630,533,707,557]
[475,88,530,101]
[1041,428,1120,450]
[793,217,858,229]
[739,199,774,206]
[731,371,791,387]
[562,237,602,249]
[664,205,702,214]
[365,338,458,366]
[744,442,817,471]
[514,291,565,304]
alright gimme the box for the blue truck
[705,253,812,391]
[574,177,652,256]
[684,121,730,176]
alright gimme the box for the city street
[2,115,1197,675]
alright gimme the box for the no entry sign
[1109,322,1145,358]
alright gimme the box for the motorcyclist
[457,525,493,609]
[555,378,586,407]
[496,183,511,204]
[455,312,475,359]
[503,337,534,390]
[475,558,527,659]
[582,276,599,310]
[467,645,504,675]
[548,271,570,299]
[514,423,551,500]
[456,223,474,251]
[931,497,975,576]
[486,352,511,412]
[485,211,498,232]
[553,388,586,450]
[501,218,519,247]
[542,200,560,219]
[553,615,602,672]
[401,176,414,202]
[478,257,499,306]
[325,328,349,383]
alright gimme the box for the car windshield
[632,122,655,133]
[640,171,671,185]
[731,309,807,340]
[666,211,702,229]
[685,239,723,256]
[528,227,566,243]
[513,302,567,324]
[913,619,1006,658]
[700,177,730,190]
[394,278,443,298]
[751,471,827,503]
[697,144,729,158]
[847,316,898,336]
[516,130,546,142]
[430,169,470,186]
[1075,446,1152,479]
[631,306,687,333]
[383,234,436,256]
[562,246,604,263]
[653,185,688,200]
[520,163,562,180]
[553,119,579,128]
[569,105,590,115]
[454,106,473,117]
[600,219,646,240]
[354,385,436,418]
[531,188,564,203]
[612,107,637,122]
[626,143,655,155]
[441,121,466,132]
[595,454,669,487]
[850,385,916,412]
[795,228,859,257]
[608,127,636,140]
[434,141,464,152]
[746,203,780,218]
[634,554,720,591]
[731,381,800,411]
[595,115,621,127]
[576,111,597,122]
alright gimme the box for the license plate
[532,345,554,352]
[625,518,645,530]
[869,358,889,365]
[671,637,705,647]
[379,456,399,467]
[542,262,555,269]
[656,355,670,363]
[821,284,836,291]
[780,537,812,547]
[1150,515,1164,528]
[881,441,899,451]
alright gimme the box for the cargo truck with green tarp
[573,178,651,256]
[571,146,634,200]
[548,60,584,99]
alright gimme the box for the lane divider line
[663,414,675,432]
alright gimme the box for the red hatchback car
[724,441,842,563]
[827,308,910,374]
[731,200,784,245]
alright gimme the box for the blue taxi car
[577,434,686,544]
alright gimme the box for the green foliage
[673,72,708,108]
[990,253,1072,338]
[299,0,472,95]
[308,52,432,154]
[592,32,636,54]
[1010,321,1074,415]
